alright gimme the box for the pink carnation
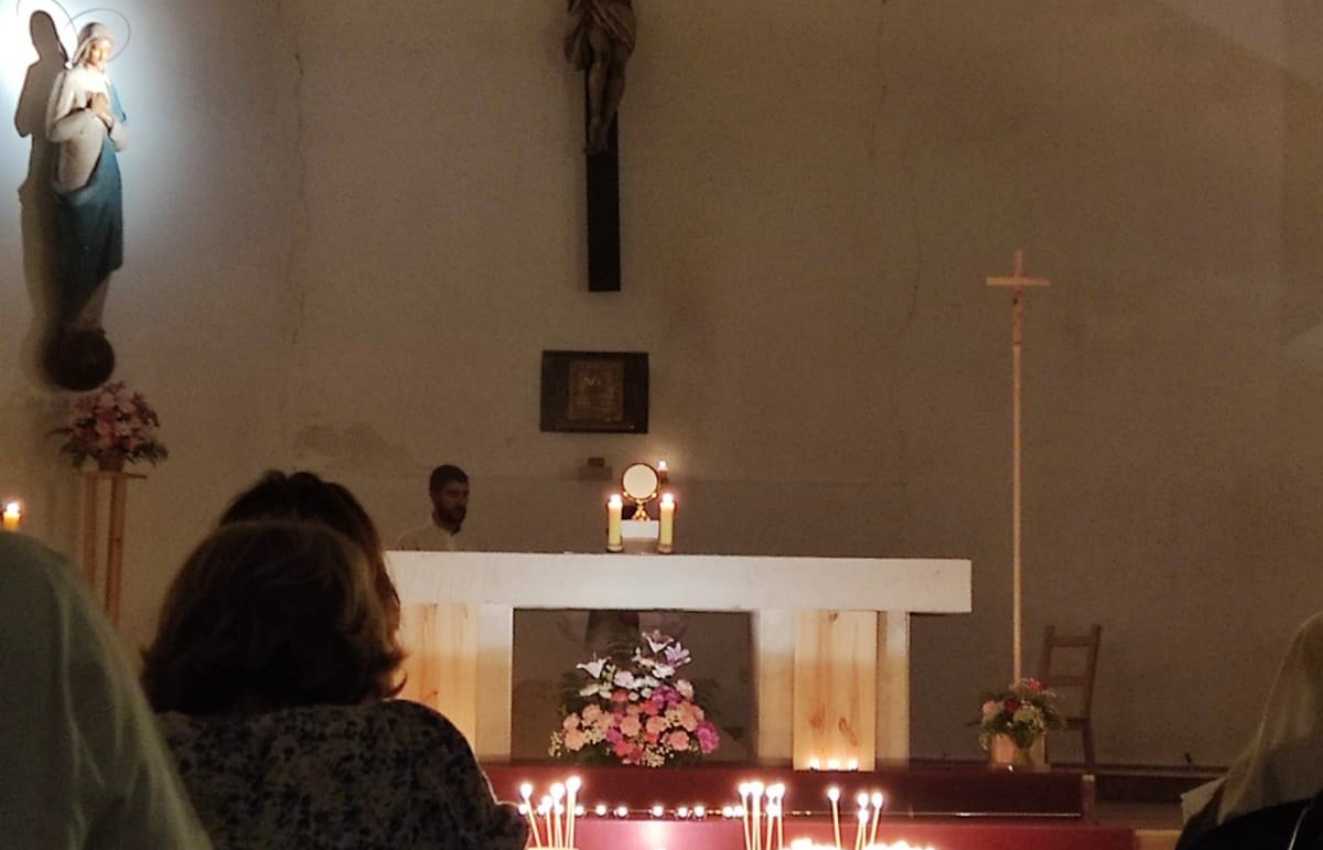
[564,729,587,751]
[695,721,720,754]
[562,713,581,731]
[619,715,642,737]
[645,716,668,736]
[678,703,703,732]
[667,731,691,752]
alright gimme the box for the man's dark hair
[429,464,469,493]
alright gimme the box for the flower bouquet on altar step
[52,381,169,471]
[549,630,720,767]
[975,677,1063,770]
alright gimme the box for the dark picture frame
[540,351,649,433]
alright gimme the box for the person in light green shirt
[0,533,210,850]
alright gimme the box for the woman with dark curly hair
[143,521,526,850]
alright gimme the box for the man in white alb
[398,464,469,551]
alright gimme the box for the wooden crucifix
[565,0,636,292]
[986,249,1051,681]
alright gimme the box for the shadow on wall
[14,12,66,383]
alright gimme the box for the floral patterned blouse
[158,700,527,850]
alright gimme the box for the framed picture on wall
[540,351,649,433]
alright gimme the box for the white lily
[577,657,607,678]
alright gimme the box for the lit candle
[827,787,842,850]
[594,803,608,817]
[658,493,676,554]
[869,791,884,847]
[827,759,841,771]
[808,757,821,771]
[520,784,543,847]
[606,495,623,552]
[657,460,669,483]
[751,781,765,850]
[847,757,860,772]
[566,776,581,848]
[2,501,21,532]
[694,805,706,819]
[540,800,554,849]
[550,783,565,847]
[614,805,629,818]
[650,804,664,818]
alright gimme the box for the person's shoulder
[0,535,85,620]
[396,524,432,550]
[377,699,468,744]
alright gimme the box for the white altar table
[387,552,971,766]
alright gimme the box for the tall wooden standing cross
[986,249,1051,681]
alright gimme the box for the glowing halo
[15,1,131,61]
[70,7,131,60]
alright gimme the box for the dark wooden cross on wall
[584,82,621,292]
[566,0,635,292]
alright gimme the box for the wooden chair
[1037,624,1102,769]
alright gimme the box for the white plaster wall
[0,0,301,649]
[279,0,1322,765]
[4,0,1322,766]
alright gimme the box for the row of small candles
[807,757,862,771]
[514,777,934,850]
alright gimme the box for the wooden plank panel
[876,611,911,762]
[397,602,479,743]
[793,610,877,770]
[753,609,795,764]
[475,604,514,760]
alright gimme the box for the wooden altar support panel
[877,611,911,763]
[397,603,478,743]
[794,611,878,770]
[753,610,795,763]
[396,602,515,761]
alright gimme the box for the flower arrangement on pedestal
[53,381,168,470]
[549,630,720,767]
[976,677,1063,769]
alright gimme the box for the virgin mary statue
[45,22,127,390]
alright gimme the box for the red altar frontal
[483,764,1134,850]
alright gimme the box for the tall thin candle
[658,493,676,553]
[606,495,623,552]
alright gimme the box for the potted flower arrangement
[976,677,1062,770]
[53,381,169,471]
[549,630,720,767]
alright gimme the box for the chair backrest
[1037,624,1102,719]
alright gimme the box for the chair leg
[1082,720,1096,770]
